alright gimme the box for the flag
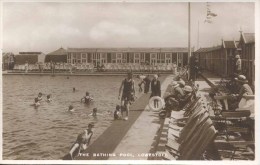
[207,12,217,17]
[204,19,212,23]
[204,2,217,23]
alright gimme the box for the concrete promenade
[75,74,174,160]
[109,75,174,160]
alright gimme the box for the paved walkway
[75,75,173,160]
[109,75,174,160]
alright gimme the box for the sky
[2,1,255,54]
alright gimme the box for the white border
[0,0,259,164]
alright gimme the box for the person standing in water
[118,72,135,121]
[81,92,93,104]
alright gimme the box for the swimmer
[34,97,40,106]
[46,94,52,102]
[37,92,43,101]
[66,123,94,160]
[81,92,93,104]
[67,123,94,160]
[92,108,97,116]
[68,105,75,112]
[88,108,102,116]
[114,105,121,120]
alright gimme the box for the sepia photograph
[0,0,258,164]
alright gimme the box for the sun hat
[235,55,240,58]
[183,85,193,93]
[235,75,248,83]
[171,81,179,88]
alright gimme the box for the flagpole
[197,21,200,50]
[188,2,191,80]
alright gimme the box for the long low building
[66,47,193,67]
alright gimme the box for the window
[82,53,86,58]
[129,53,134,63]
[112,53,116,63]
[77,54,81,59]
[151,53,156,58]
[117,53,122,58]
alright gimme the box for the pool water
[2,75,142,160]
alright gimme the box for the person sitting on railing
[66,123,94,160]
[164,81,184,101]
[229,75,253,110]
[178,85,193,109]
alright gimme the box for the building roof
[14,55,38,64]
[242,33,255,44]
[47,47,67,56]
[223,41,237,49]
[19,52,42,55]
[67,47,194,53]
[195,46,222,53]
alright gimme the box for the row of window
[67,52,185,65]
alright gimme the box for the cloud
[89,21,140,41]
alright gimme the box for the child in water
[89,108,100,117]
[114,105,121,120]
[68,105,75,112]
[37,92,43,101]
[46,94,52,102]
[81,92,93,104]
[34,98,40,107]
[92,108,97,116]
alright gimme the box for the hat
[178,81,185,87]
[171,81,179,88]
[235,55,240,58]
[235,75,248,83]
[183,86,193,93]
